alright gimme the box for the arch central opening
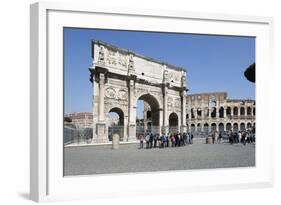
[136,94,160,137]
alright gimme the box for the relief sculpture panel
[105,87,128,101]
[105,87,117,99]
[117,89,128,100]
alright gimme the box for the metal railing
[64,123,255,145]
[108,125,124,141]
[64,125,93,145]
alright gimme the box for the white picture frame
[30,2,274,202]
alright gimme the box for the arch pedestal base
[180,125,187,133]
[162,126,169,135]
[128,124,137,141]
[93,122,108,143]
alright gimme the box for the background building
[144,92,255,136]
[64,112,93,128]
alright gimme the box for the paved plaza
[64,141,255,176]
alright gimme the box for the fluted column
[181,90,187,133]
[95,72,107,143]
[159,108,163,135]
[123,116,128,141]
[128,79,136,141]
[163,85,169,135]
[98,73,105,121]
[129,79,135,123]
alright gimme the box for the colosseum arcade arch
[226,123,232,131]
[233,123,239,132]
[197,123,201,132]
[90,41,188,143]
[203,123,209,134]
[219,107,224,118]
[240,123,246,131]
[218,123,224,133]
[211,123,217,132]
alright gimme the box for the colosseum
[143,92,255,136]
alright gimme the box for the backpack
[145,135,150,142]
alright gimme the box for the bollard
[207,136,213,144]
[112,133,120,149]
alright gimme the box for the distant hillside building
[64,112,93,128]
[64,112,120,128]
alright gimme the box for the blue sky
[64,28,255,116]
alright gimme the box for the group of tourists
[138,132,194,149]
[138,127,255,149]
[208,128,255,145]
[226,129,255,145]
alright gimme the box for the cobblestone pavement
[64,142,255,176]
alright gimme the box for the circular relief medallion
[118,89,128,100]
[105,87,116,99]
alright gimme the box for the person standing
[238,131,242,143]
[214,131,219,144]
[145,133,150,149]
[164,135,170,147]
[242,131,247,146]
[175,133,179,147]
[171,134,175,147]
[149,133,154,148]
[246,131,250,144]
[250,131,253,143]
[160,134,165,148]
[139,134,144,149]
[218,132,222,144]
[156,134,160,148]
[179,133,182,146]
[183,132,187,146]
[187,132,191,144]
[229,131,234,144]
[154,134,157,148]
[212,132,215,144]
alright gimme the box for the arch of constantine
[90,40,187,143]
[89,40,255,143]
